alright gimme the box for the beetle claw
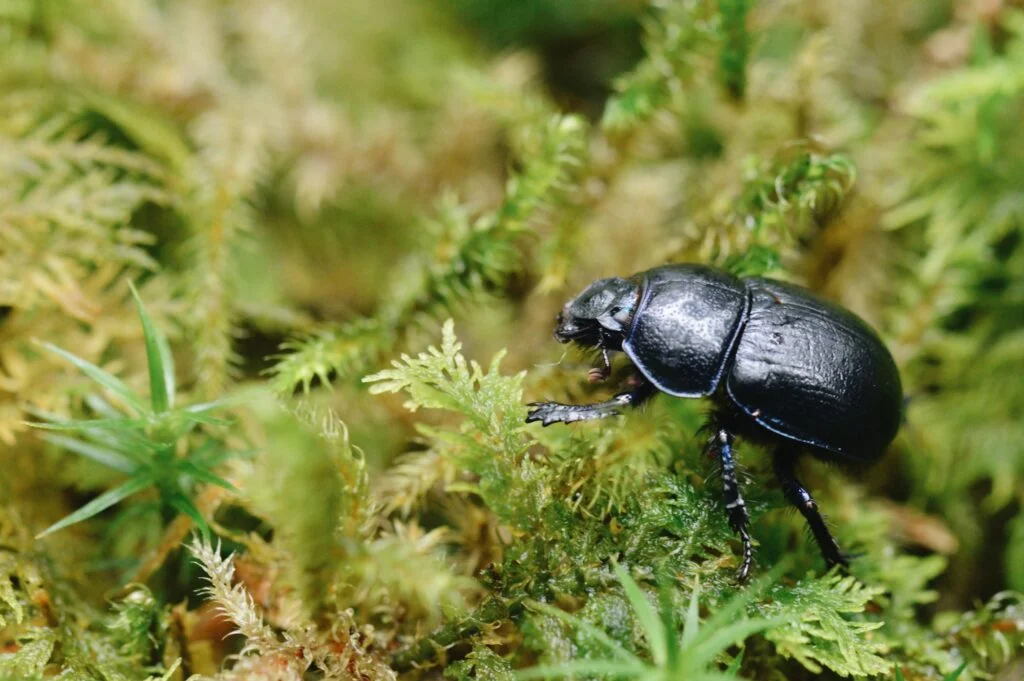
[830,550,858,569]
[525,402,564,426]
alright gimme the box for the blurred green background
[1,0,1022,679]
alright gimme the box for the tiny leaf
[38,342,147,415]
[613,562,667,666]
[682,576,702,648]
[176,459,238,492]
[944,662,968,681]
[128,281,174,412]
[27,417,149,433]
[179,411,232,427]
[725,649,745,677]
[40,434,138,473]
[659,576,681,669]
[689,616,783,670]
[37,474,154,537]
[168,495,210,539]
[183,389,255,415]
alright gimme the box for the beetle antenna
[533,349,569,368]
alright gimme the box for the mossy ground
[0,1,1022,679]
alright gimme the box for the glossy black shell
[623,265,903,461]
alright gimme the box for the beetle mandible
[526,264,903,580]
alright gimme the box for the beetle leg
[773,451,849,569]
[525,381,656,426]
[708,429,754,582]
[588,331,614,383]
[587,349,613,383]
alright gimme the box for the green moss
[1,1,1021,679]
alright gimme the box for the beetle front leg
[708,428,754,582]
[587,349,613,383]
[773,449,849,569]
[525,380,656,426]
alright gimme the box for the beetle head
[555,276,640,347]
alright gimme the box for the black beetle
[526,264,903,580]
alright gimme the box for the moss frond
[761,573,889,677]
[245,399,369,616]
[603,0,718,132]
[189,537,397,681]
[4,1,1023,679]
[269,319,392,396]
[0,102,169,312]
[717,0,753,100]
[373,449,455,518]
[271,113,588,395]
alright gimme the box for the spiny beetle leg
[773,449,848,569]
[707,427,753,582]
[525,400,620,426]
[525,381,656,426]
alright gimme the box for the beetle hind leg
[707,427,754,582]
[773,449,849,569]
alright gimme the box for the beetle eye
[611,303,633,321]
